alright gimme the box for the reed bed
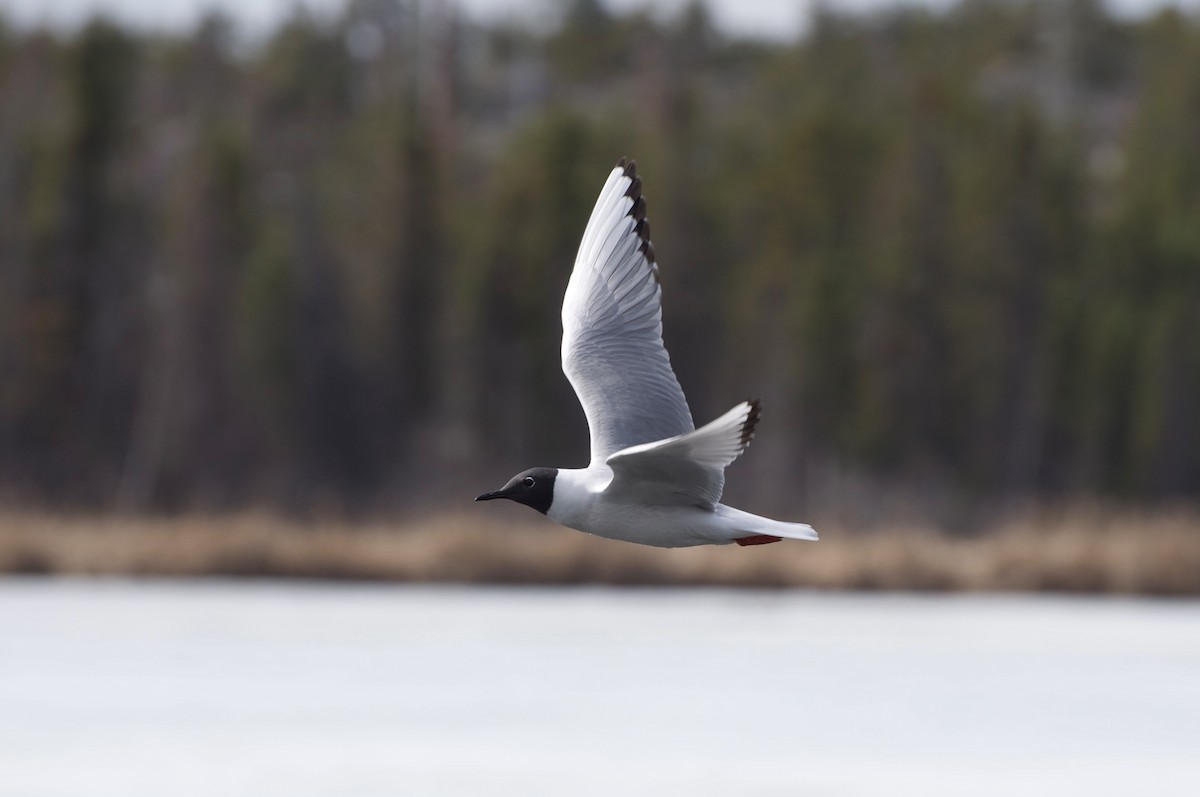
[1,509,1198,594]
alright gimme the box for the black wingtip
[634,217,651,242]
[741,399,763,447]
[630,196,647,221]
[617,158,655,271]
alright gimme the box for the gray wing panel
[606,451,721,509]
[561,160,694,464]
[603,401,761,509]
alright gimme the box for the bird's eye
[523,477,535,487]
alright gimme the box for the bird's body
[477,159,818,549]
[549,467,806,547]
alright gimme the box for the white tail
[715,504,819,542]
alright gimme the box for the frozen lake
[1,581,1198,797]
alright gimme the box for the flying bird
[476,158,818,548]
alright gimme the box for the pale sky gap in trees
[1,0,1197,42]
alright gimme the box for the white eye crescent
[523,477,535,487]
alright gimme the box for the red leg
[734,534,782,546]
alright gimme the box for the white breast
[547,466,732,548]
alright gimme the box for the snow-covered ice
[1,580,1198,797]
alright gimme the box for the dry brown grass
[1,508,1198,594]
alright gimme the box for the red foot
[734,534,782,546]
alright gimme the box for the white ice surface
[1,580,1198,797]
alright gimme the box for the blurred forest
[0,0,1198,529]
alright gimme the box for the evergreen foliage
[0,0,1196,522]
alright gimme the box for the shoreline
[1,510,1198,595]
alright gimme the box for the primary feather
[605,399,761,508]
[561,159,694,465]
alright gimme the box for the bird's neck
[546,467,609,527]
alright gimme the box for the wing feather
[605,400,763,508]
[562,159,695,464]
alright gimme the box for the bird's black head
[475,468,558,515]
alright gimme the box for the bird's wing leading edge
[605,400,762,509]
[562,158,694,465]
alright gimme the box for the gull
[476,158,818,548]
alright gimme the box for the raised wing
[605,400,762,508]
[562,159,694,464]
